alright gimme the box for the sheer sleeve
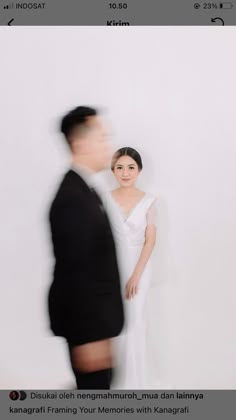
[146,198,158,226]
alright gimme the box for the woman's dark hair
[111,147,143,171]
[60,106,97,144]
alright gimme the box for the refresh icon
[211,17,225,25]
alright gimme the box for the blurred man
[48,106,124,389]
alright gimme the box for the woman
[105,147,157,389]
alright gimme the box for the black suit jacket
[48,169,124,345]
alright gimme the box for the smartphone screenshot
[1,1,235,419]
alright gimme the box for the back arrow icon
[8,18,14,25]
[211,17,224,25]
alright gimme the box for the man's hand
[70,338,113,373]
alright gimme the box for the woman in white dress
[105,147,157,389]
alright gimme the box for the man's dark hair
[60,106,97,144]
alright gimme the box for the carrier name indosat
[15,3,46,9]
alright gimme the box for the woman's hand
[125,274,140,299]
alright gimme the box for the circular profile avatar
[9,391,19,401]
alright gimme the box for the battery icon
[220,2,234,8]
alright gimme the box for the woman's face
[113,155,141,188]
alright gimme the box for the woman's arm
[133,224,156,279]
[126,200,157,299]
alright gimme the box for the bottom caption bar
[1,390,234,418]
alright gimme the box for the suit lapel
[68,169,106,216]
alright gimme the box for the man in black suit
[48,106,124,389]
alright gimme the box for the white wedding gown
[103,191,157,389]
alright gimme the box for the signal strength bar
[4,3,14,9]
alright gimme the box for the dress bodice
[104,192,156,249]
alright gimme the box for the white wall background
[0,27,236,389]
